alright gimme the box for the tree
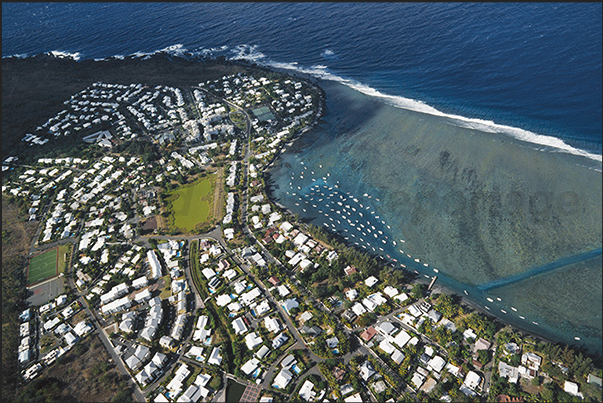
[478,349,490,365]
[531,376,541,386]
[357,312,377,328]
[411,283,427,299]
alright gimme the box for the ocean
[3,2,601,353]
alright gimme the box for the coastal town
[3,63,602,403]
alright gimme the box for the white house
[462,371,481,394]
[231,317,248,335]
[208,347,222,366]
[264,316,282,333]
[364,276,378,287]
[498,361,519,384]
[281,298,299,315]
[345,289,358,301]
[272,332,289,349]
[351,302,367,317]
[383,286,399,298]
[359,360,376,381]
[147,250,163,280]
[273,368,293,390]
[241,358,260,376]
[564,381,583,398]
[299,379,316,401]
[256,345,270,360]
[216,294,232,307]
[244,332,263,350]
[428,355,447,373]
[392,329,411,349]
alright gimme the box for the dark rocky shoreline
[2,53,284,160]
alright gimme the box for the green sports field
[28,248,58,285]
[167,175,216,232]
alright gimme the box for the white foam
[321,49,336,58]
[229,44,265,61]
[47,50,81,61]
[2,53,29,59]
[251,56,601,163]
[11,41,600,164]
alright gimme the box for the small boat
[532,321,539,325]
[485,306,490,310]
[486,298,493,302]
[501,309,507,314]
[519,316,525,319]
[464,290,469,295]
[433,268,439,273]
[496,297,502,301]
[575,337,581,340]
[423,263,428,267]
[511,307,517,312]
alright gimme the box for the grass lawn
[229,111,247,131]
[158,274,172,300]
[57,243,72,274]
[167,174,217,233]
[28,247,58,285]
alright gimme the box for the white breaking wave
[8,41,601,163]
[128,43,189,60]
[321,49,336,58]
[250,56,602,163]
[47,50,81,60]
[2,53,29,59]
[229,44,265,61]
[199,45,229,55]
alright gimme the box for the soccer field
[28,248,58,285]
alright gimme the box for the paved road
[73,290,146,402]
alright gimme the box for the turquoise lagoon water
[267,81,602,355]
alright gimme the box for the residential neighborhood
[3,66,601,403]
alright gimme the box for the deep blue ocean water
[3,2,601,153]
[3,3,602,352]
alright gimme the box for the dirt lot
[2,199,37,260]
[19,333,129,402]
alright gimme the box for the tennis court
[251,106,275,122]
[28,247,58,286]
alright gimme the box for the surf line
[476,248,602,292]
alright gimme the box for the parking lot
[27,277,65,307]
